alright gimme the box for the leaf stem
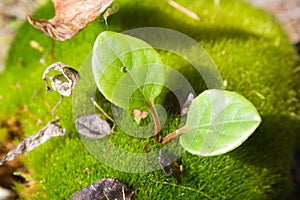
[52,95,63,117]
[148,102,161,142]
[161,126,188,144]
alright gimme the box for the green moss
[0,0,299,199]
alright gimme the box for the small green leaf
[92,31,164,109]
[180,89,261,156]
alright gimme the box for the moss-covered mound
[0,0,299,199]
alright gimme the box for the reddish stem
[161,126,188,144]
[149,104,161,142]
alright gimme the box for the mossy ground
[0,0,299,199]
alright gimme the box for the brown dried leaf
[27,0,114,41]
[0,120,66,165]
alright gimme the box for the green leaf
[92,31,164,109]
[180,89,261,156]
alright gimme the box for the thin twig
[122,186,125,200]
[91,98,115,123]
[52,95,63,117]
[168,0,200,21]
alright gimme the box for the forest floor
[0,0,299,199]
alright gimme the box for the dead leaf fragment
[42,62,80,116]
[27,0,114,41]
[181,93,194,116]
[0,120,65,165]
[70,178,133,200]
[158,149,182,183]
[42,62,80,97]
[168,0,200,21]
[75,114,111,139]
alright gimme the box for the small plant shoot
[92,31,262,157]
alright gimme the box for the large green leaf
[92,31,164,109]
[180,89,261,156]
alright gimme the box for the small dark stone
[70,178,133,200]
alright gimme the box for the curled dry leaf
[43,62,80,116]
[181,93,194,116]
[42,62,80,97]
[75,114,111,139]
[0,120,65,165]
[70,178,133,200]
[27,0,114,41]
